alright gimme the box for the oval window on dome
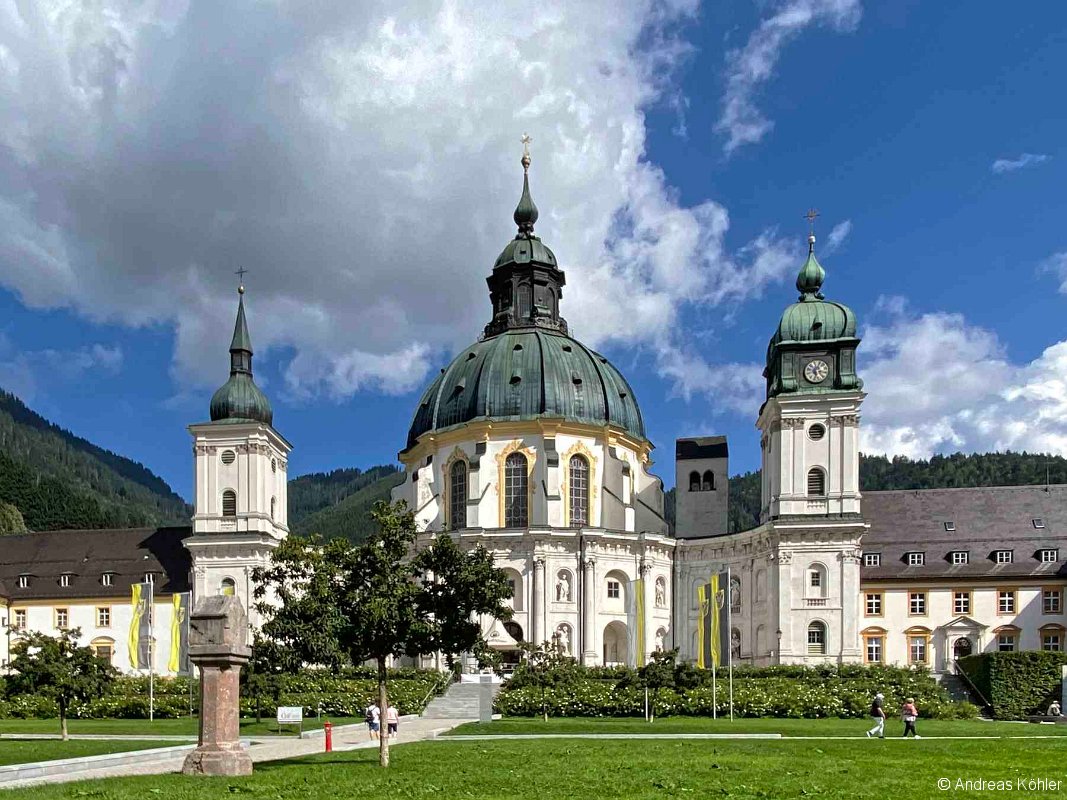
[221,450,236,465]
[808,424,826,441]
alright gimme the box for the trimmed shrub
[958,652,1067,719]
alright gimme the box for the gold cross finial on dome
[521,133,532,171]
[803,208,819,253]
[235,267,248,294]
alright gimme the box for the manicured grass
[447,716,1067,737]
[0,716,361,738]
[0,740,171,767]
[5,736,1067,799]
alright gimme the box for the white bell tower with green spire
[186,281,291,634]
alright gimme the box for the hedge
[498,664,978,720]
[0,669,448,720]
[957,651,1067,720]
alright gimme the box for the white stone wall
[861,581,1067,671]
[3,597,184,675]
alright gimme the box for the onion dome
[209,287,273,425]
[404,138,646,450]
[764,233,862,398]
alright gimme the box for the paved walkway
[0,717,474,790]
[433,732,1067,742]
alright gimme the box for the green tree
[254,500,512,767]
[620,648,699,722]
[512,640,577,722]
[5,629,117,739]
[0,501,27,534]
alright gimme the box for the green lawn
[448,716,1067,737]
[4,737,1067,799]
[0,716,361,738]
[0,740,171,767]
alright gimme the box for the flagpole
[712,664,717,720]
[729,663,734,721]
[148,581,155,723]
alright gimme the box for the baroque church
[2,148,1065,675]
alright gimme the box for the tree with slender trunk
[254,500,512,767]
[5,629,116,740]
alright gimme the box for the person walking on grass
[386,703,399,739]
[365,702,381,741]
[901,698,920,738]
[866,692,886,738]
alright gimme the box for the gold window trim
[496,439,536,527]
[560,440,599,528]
[54,607,70,629]
[97,606,112,628]
[442,446,470,531]
[907,590,927,616]
[951,588,973,614]
[861,626,887,663]
[996,587,1018,616]
[1042,586,1063,614]
[904,626,932,664]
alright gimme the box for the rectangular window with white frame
[950,551,969,565]
[1043,589,1062,614]
[865,593,882,616]
[97,607,111,628]
[909,636,927,664]
[906,552,925,566]
[953,591,971,615]
[997,632,1017,652]
[607,580,620,600]
[1042,631,1063,652]
[995,550,1013,564]
[866,636,883,663]
[863,553,880,567]
[1040,549,1058,563]
[13,609,26,630]
[55,608,69,629]
[909,592,927,615]
[997,590,1016,614]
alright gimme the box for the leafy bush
[958,652,1067,719]
[498,664,978,720]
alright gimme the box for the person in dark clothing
[866,692,886,738]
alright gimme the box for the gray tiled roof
[0,527,192,601]
[861,485,1067,582]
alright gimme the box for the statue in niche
[654,628,665,652]
[555,624,571,655]
[731,629,741,660]
[556,571,571,603]
[654,577,666,608]
[730,576,742,613]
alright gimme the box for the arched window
[449,460,468,530]
[504,452,528,528]
[702,470,714,491]
[807,468,825,497]
[222,489,237,517]
[569,455,589,527]
[689,471,700,492]
[807,563,828,598]
[270,496,276,521]
[807,621,827,655]
[220,578,236,597]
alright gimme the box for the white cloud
[0,337,123,402]
[860,304,1067,458]
[1040,251,1067,294]
[0,0,798,405]
[823,219,852,254]
[716,0,862,154]
[991,153,1050,174]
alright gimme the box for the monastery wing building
[1,148,1064,675]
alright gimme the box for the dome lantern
[209,284,274,426]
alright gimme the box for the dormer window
[1033,518,1046,529]
[17,575,29,589]
[59,574,72,588]
[863,553,881,567]
[994,550,1013,564]
[950,551,969,565]
[1039,549,1058,563]
[102,573,114,587]
[906,552,925,566]
[944,521,956,532]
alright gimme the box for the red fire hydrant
[323,720,333,753]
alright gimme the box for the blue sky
[2,1,1066,501]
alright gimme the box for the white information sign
[277,706,303,725]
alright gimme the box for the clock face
[804,359,829,384]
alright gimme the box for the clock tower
[757,233,864,521]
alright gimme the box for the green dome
[210,373,273,425]
[770,246,856,347]
[209,291,273,426]
[406,329,645,450]
[493,235,559,270]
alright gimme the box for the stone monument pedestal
[182,596,253,777]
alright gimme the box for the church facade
[2,150,1065,676]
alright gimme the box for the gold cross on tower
[235,267,248,294]
[803,208,820,234]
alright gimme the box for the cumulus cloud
[716,0,862,154]
[0,0,802,406]
[860,300,1067,458]
[1040,251,1067,294]
[823,219,852,254]
[991,153,1049,174]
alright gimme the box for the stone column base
[182,744,253,777]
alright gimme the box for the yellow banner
[128,584,143,670]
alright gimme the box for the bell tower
[187,282,291,633]
[757,230,864,522]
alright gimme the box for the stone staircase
[421,680,499,719]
